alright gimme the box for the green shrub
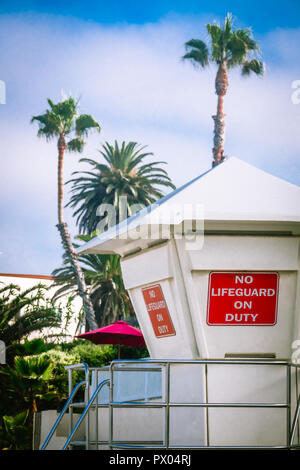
[52,339,149,367]
[0,410,32,450]
[32,349,81,371]
[26,348,82,401]
[69,342,116,367]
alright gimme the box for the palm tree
[1,355,56,417]
[31,96,100,330]
[0,284,61,347]
[0,410,31,450]
[52,234,134,327]
[67,140,176,234]
[183,13,264,166]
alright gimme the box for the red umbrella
[76,321,146,359]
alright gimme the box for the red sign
[207,272,279,326]
[142,285,176,338]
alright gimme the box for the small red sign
[142,285,176,338]
[207,272,279,326]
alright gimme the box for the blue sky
[0,1,299,275]
[1,0,300,31]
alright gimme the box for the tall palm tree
[67,140,176,234]
[183,13,264,167]
[52,234,134,327]
[31,96,100,330]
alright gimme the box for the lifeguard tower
[40,157,300,450]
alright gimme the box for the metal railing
[290,393,300,447]
[108,359,300,450]
[40,358,300,450]
[62,379,110,450]
[40,379,87,450]
[41,363,89,450]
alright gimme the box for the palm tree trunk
[56,135,98,331]
[212,61,228,167]
[57,135,65,226]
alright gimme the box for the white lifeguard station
[40,158,300,450]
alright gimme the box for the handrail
[62,379,110,450]
[65,362,89,378]
[110,358,294,366]
[290,394,300,446]
[65,362,90,443]
[40,380,87,450]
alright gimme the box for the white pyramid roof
[77,157,300,256]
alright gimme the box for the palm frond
[75,114,101,137]
[31,96,102,153]
[67,137,85,153]
[182,38,209,68]
[184,13,263,75]
[0,284,62,345]
[66,140,175,234]
[241,59,264,76]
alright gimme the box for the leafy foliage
[183,13,263,75]
[67,140,176,234]
[0,283,62,347]
[42,340,148,371]
[0,355,58,417]
[12,338,51,356]
[0,410,31,450]
[31,96,100,151]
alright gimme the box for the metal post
[164,363,170,449]
[205,363,210,447]
[109,363,114,449]
[297,367,300,444]
[85,368,90,450]
[68,369,73,440]
[287,364,291,447]
[145,370,148,402]
[95,370,99,450]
